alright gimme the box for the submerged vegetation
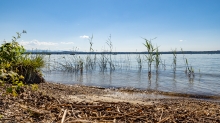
[0,31,45,96]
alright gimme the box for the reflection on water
[43,54,220,97]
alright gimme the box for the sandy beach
[1,82,220,123]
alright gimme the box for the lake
[42,54,220,97]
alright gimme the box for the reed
[143,38,157,78]
[85,35,96,71]
[98,54,108,71]
[106,35,115,71]
[54,55,84,73]
[185,58,195,79]
[125,54,131,70]
[136,54,142,70]
[172,49,177,73]
[181,48,195,79]
[155,48,160,73]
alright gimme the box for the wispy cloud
[61,41,74,44]
[19,40,75,46]
[18,40,75,50]
[179,40,184,42]
[80,35,89,39]
[20,40,58,46]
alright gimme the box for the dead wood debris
[0,83,220,123]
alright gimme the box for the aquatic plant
[143,38,157,78]
[185,58,195,79]
[106,34,115,71]
[124,54,131,70]
[181,48,195,79]
[98,54,108,71]
[161,59,166,70]
[155,48,161,73]
[136,54,142,70]
[85,35,96,71]
[172,49,177,73]
[57,55,84,73]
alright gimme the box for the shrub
[0,31,45,96]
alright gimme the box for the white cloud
[61,41,74,45]
[18,40,76,50]
[179,40,183,42]
[80,35,89,39]
[20,40,58,46]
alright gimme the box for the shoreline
[49,81,220,102]
[1,82,220,122]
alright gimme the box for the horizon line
[24,50,220,55]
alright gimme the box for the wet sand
[1,82,220,122]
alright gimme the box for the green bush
[0,31,45,96]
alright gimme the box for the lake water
[42,54,220,97]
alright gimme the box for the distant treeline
[24,51,220,55]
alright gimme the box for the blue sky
[0,0,220,52]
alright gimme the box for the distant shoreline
[24,50,220,55]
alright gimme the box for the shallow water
[43,54,220,97]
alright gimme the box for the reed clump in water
[143,37,158,78]
[181,48,195,80]
[49,35,118,73]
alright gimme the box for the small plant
[31,84,38,91]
